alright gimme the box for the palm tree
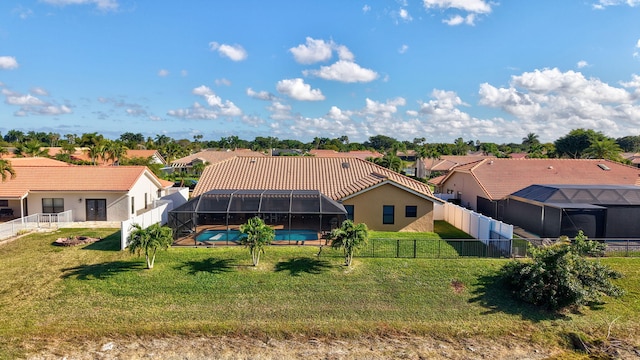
[0,159,16,182]
[14,140,48,157]
[239,217,275,266]
[329,220,369,266]
[86,143,107,165]
[583,138,623,161]
[127,223,173,269]
[105,140,128,166]
[521,132,540,150]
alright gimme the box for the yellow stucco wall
[343,183,435,232]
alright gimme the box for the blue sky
[1,0,640,144]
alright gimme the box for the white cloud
[30,87,49,96]
[362,97,406,119]
[335,45,354,61]
[478,68,640,140]
[636,39,640,47]
[267,101,292,120]
[303,60,378,83]
[247,88,276,101]
[289,37,334,64]
[209,42,248,61]
[181,70,188,77]
[398,8,413,22]
[593,0,640,9]
[41,0,119,11]
[577,60,589,68]
[423,0,492,13]
[215,78,231,86]
[443,14,476,25]
[327,106,351,121]
[158,69,169,77]
[276,78,325,101]
[363,4,371,13]
[167,85,242,120]
[0,56,19,70]
[399,44,409,54]
[2,88,72,116]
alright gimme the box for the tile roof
[125,150,165,163]
[193,156,439,202]
[5,157,71,167]
[309,149,383,159]
[171,149,265,167]
[0,166,171,199]
[445,158,640,200]
[423,155,496,172]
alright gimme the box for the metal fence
[0,211,73,241]
[356,238,515,259]
[519,238,640,258]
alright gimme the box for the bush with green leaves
[568,230,606,257]
[501,239,623,311]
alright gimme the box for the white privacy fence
[434,201,513,242]
[0,210,73,241]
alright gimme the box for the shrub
[501,239,623,311]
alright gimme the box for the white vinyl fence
[434,201,513,242]
[0,210,73,241]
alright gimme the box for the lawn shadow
[61,261,142,280]
[178,258,235,275]
[81,232,121,251]
[468,273,566,322]
[274,257,332,276]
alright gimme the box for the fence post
[396,239,400,258]
[438,239,441,258]
[413,239,417,258]
[627,239,630,258]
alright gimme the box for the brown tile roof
[0,166,170,199]
[126,149,165,161]
[309,149,383,160]
[171,149,266,167]
[6,157,71,167]
[423,155,496,172]
[45,147,93,162]
[446,158,640,200]
[193,156,439,202]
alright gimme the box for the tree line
[1,128,638,173]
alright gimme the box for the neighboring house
[170,149,265,173]
[170,156,443,235]
[432,158,640,220]
[622,152,640,168]
[423,155,496,179]
[125,149,166,165]
[0,159,174,222]
[503,184,640,238]
[45,147,93,163]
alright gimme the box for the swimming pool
[195,229,319,243]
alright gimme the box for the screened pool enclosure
[168,189,348,243]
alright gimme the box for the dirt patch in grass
[450,279,465,293]
[24,334,564,360]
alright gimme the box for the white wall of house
[27,191,129,221]
[127,171,166,217]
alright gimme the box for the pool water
[195,229,318,243]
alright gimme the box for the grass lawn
[1,227,639,358]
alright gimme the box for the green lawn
[1,228,639,358]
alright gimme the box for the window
[382,205,394,224]
[405,205,417,218]
[42,198,64,213]
[0,200,8,207]
[344,205,354,221]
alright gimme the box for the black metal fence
[356,238,515,259]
